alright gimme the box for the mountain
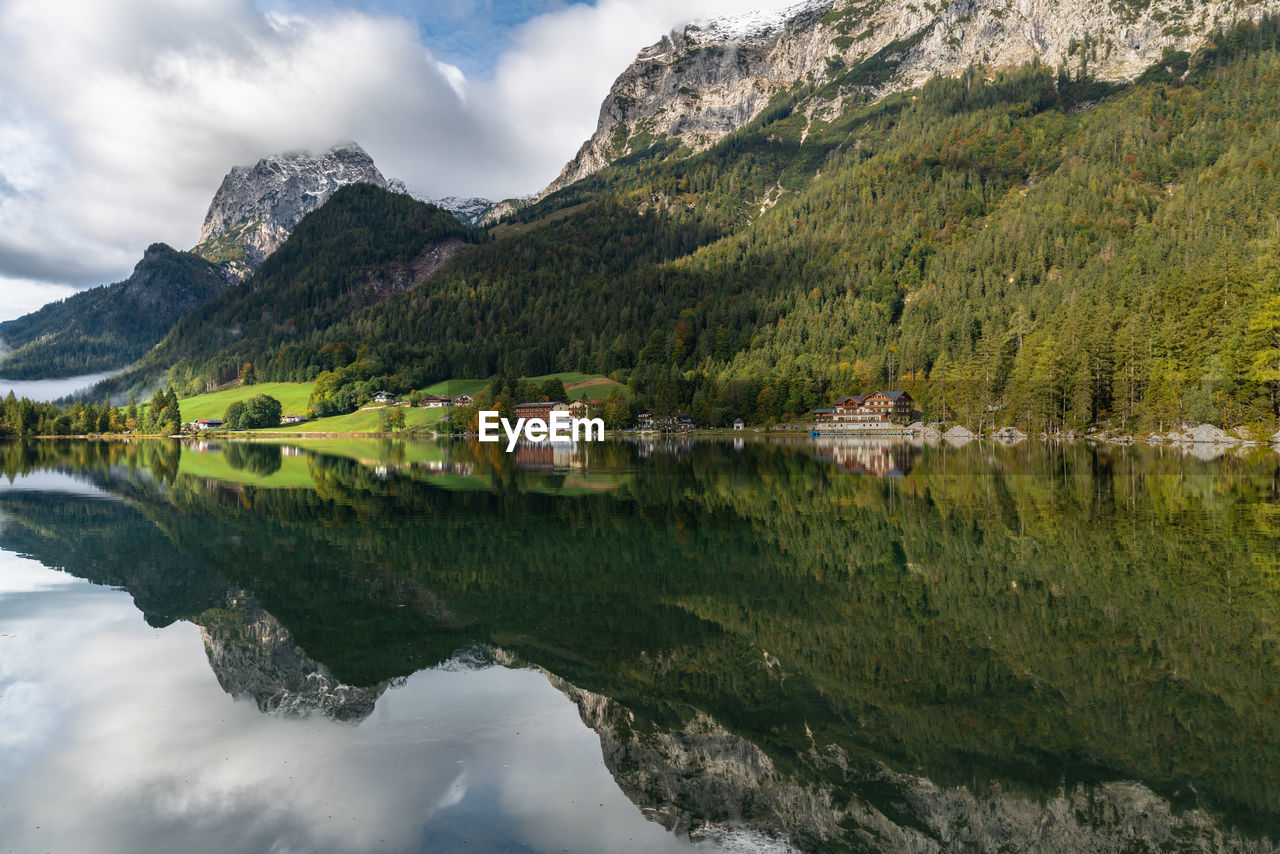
[119,183,478,395]
[0,244,228,380]
[101,12,1280,433]
[545,0,1280,194]
[421,195,496,227]
[193,142,388,277]
[477,195,535,226]
[385,179,498,227]
[0,143,389,381]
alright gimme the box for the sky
[0,0,797,323]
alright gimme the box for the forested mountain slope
[136,20,1280,432]
[0,244,227,380]
[109,184,478,396]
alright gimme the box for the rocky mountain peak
[386,181,497,227]
[544,0,1280,196]
[424,195,497,227]
[194,142,387,276]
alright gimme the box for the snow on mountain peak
[194,142,387,275]
[686,0,829,43]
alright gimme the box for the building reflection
[809,436,915,477]
[512,439,590,470]
[633,436,695,461]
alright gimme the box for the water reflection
[0,437,1277,852]
[0,570,719,854]
[807,436,913,477]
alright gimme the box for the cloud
[0,277,81,321]
[0,0,795,319]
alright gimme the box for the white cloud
[483,0,793,188]
[0,0,795,320]
[0,277,80,320]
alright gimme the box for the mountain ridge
[0,244,228,380]
[0,142,412,382]
[544,0,1280,196]
[415,194,496,227]
[131,183,479,395]
[52,11,1280,436]
[129,15,1280,432]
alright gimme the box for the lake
[0,436,1277,853]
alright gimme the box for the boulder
[1155,431,1192,444]
[1187,423,1235,444]
[943,426,976,441]
[1272,430,1280,446]
[992,426,1027,441]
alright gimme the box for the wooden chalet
[861,391,915,421]
[833,395,880,423]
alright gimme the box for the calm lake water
[1,436,1278,853]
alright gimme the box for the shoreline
[8,426,1279,450]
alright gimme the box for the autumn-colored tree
[1246,296,1280,418]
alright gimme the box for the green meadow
[171,382,315,422]
[258,405,449,435]
[520,372,628,400]
[170,371,626,435]
[422,378,489,397]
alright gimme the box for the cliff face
[549,675,1271,853]
[545,0,1280,195]
[193,143,387,277]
